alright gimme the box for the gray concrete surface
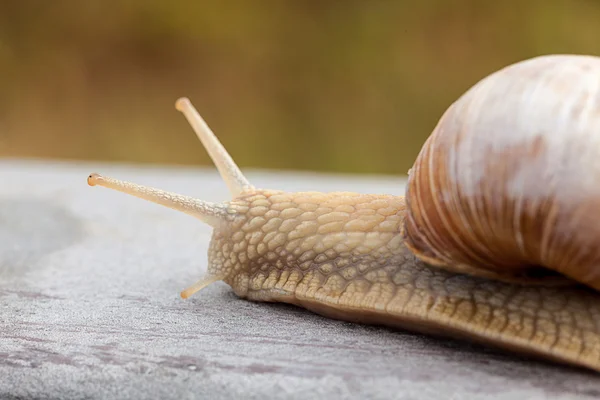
[1,159,600,400]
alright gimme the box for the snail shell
[87,54,600,373]
[404,54,600,289]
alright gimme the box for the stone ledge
[0,160,598,400]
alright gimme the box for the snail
[88,54,600,373]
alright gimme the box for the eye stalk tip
[87,173,102,186]
[175,97,191,112]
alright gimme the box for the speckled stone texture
[1,159,599,400]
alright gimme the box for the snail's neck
[208,190,412,297]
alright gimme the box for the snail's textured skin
[208,189,600,372]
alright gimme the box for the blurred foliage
[1,0,600,175]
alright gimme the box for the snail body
[88,54,600,372]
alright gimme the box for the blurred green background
[1,1,600,175]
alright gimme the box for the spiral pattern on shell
[403,54,600,290]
